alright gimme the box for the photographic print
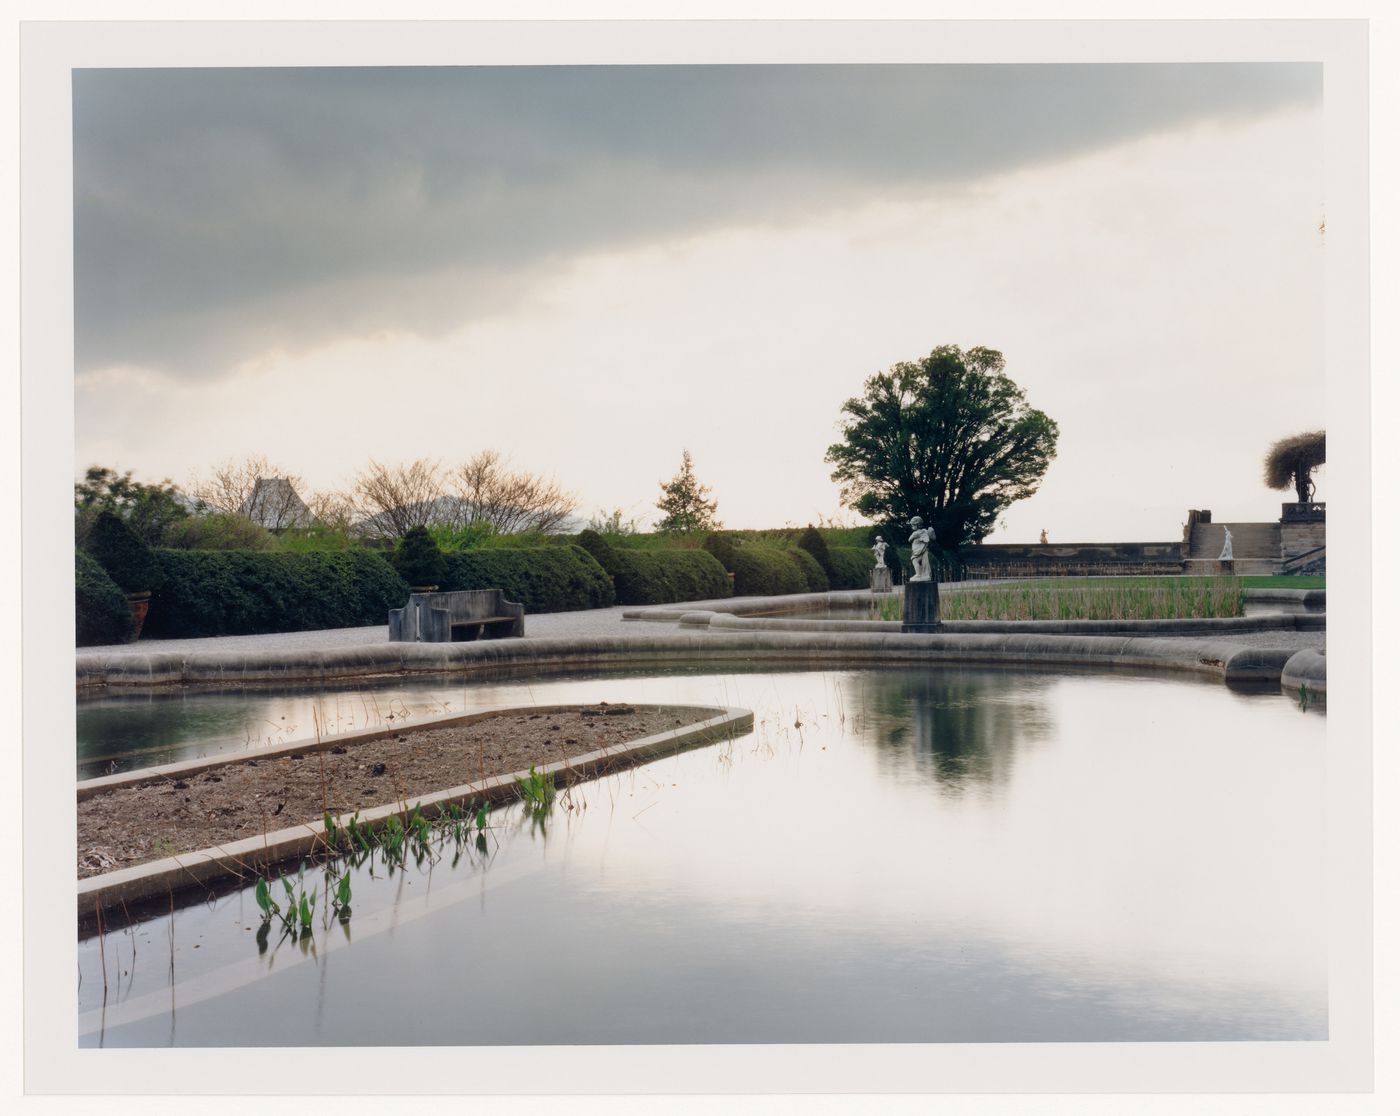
[20,15,1376,1102]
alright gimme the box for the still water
[77,666,1325,1046]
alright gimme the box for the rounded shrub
[607,549,731,605]
[730,545,807,597]
[701,531,741,572]
[797,525,835,581]
[574,529,618,572]
[84,510,163,594]
[392,526,448,589]
[75,549,135,646]
[824,545,876,590]
[787,546,830,593]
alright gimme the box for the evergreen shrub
[75,549,135,646]
[143,550,409,638]
[797,525,835,581]
[606,549,731,605]
[731,545,807,597]
[574,529,618,571]
[442,546,615,612]
[787,546,830,593]
[825,545,876,590]
[393,525,448,588]
[84,510,164,594]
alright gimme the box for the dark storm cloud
[73,63,1319,378]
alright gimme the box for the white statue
[1219,526,1234,561]
[908,517,933,582]
[871,536,888,569]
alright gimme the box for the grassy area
[899,576,1251,621]
[1236,575,1325,590]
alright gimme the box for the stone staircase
[1184,522,1282,575]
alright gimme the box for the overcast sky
[73,63,1325,539]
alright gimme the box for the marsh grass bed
[77,702,716,878]
[871,576,1251,621]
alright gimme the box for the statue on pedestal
[871,536,888,569]
[1219,526,1234,561]
[908,517,934,582]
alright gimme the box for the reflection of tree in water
[848,668,1056,795]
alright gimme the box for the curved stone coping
[1280,649,1327,704]
[78,629,1307,694]
[77,704,754,920]
[623,589,880,622]
[1246,588,1326,607]
[700,611,1324,637]
[624,585,1325,623]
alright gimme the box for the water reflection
[852,668,1053,795]
[77,668,1326,1047]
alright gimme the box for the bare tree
[444,450,579,535]
[189,455,313,529]
[351,458,447,540]
[305,489,360,535]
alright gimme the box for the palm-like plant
[1263,430,1326,503]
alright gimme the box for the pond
[77,666,1325,1047]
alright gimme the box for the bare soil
[77,702,717,879]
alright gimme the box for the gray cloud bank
[74,63,1319,380]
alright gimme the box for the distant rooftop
[240,476,315,529]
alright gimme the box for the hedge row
[575,530,731,605]
[730,545,807,597]
[826,545,876,590]
[787,546,830,593]
[76,549,135,646]
[143,550,411,639]
[607,549,732,605]
[441,546,614,612]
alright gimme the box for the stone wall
[956,542,1184,578]
[1280,520,1326,560]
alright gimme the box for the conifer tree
[654,450,721,534]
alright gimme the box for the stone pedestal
[870,566,893,593]
[901,580,941,632]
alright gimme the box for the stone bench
[388,588,525,643]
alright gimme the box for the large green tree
[74,466,190,547]
[825,346,1059,548]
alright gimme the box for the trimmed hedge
[144,550,410,639]
[787,546,830,593]
[442,546,615,612]
[825,545,876,590]
[731,545,807,597]
[76,549,135,646]
[605,549,732,606]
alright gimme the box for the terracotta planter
[410,585,440,594]
[125,591,152,641]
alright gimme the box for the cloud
[73,63,1319,381]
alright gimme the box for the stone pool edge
[76,629,1324,695]
[77,703,753,922]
